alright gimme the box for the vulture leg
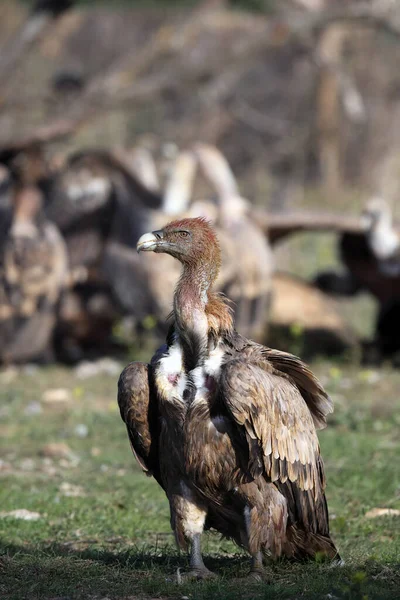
[244,506,265,581]
[249,551,264,581]
[170,490,215,579]
[188,533,215,579]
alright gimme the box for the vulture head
[362,197,399,260]
[137,217,221,282]
[362,197,392,230]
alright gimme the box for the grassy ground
[0,359,399,600]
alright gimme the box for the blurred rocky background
[1,0,400,364]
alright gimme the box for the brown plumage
[0,184,68,363]
[118,217,339,578]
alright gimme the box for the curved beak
[137,229,164,253]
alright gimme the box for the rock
[365,508,400,518]
[74,358,122,379]
[0,459,11,472]
[74,423,88,438]
[19,458,36,471]
[0,509,41,521]
[0,366,18,383]
[59,482,86,497]
[23,364,39,376]
[24,401,42,416]
[42,388,71,404]
[40,443,74,459]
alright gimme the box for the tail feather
[285,525,340,561]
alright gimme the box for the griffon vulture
[108,143,273,343]
[102,148,239,334]
[118,217,338,579]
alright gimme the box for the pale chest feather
[155,341,187,403]
[191,343,225,402]
[155,339,226,406]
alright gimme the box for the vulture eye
[179,231,190,239]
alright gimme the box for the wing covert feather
[220,359,323,495]
[117,362,160,479]
[262,347,333,429]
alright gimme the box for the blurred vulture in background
[2,139,395,364]
[314,198,400,361]
[193,144,274,341]
[42,148,163,360]
[44,149,162,270]
[0,179,68,363]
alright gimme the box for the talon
[247,570,264,582]
[180,568,217,581]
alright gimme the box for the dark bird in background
[33,0,74,16]
[315,198,400,361]
[44,149,161,272]
[361,197,400,276]
[118,217,338,579]
[43,149,163,361]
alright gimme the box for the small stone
[24,401,42,416]
[74,358,121,379]
[23,364,39,376]
[74,361,99,379]
[98,357,122,376]
[0,459,11,472]
[74,424,88,438]
[0,366,18,383]
[0,405,9,418]
[365,508,400,519]
[19,458,35,471]
[42,389,71,404]
[40,443,74,459]
[59,482,86,497]
[90,447,101,457]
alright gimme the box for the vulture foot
[246,552,268,582]
[246,570,265,582]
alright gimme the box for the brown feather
[117,362,161,481]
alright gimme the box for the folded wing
[220,349,337,558]
[117,362,161,483]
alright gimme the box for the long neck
[174,261,214,372]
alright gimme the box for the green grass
[0,361,399,599]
